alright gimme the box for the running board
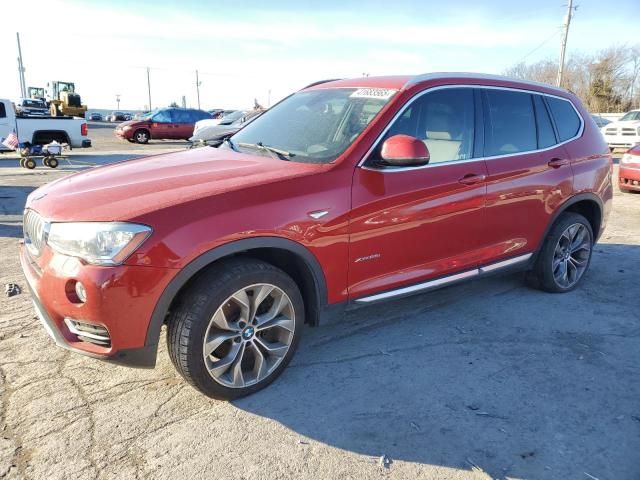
[354,253,533,304]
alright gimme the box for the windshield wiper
[237,142,294,161]
[222,136,238,151]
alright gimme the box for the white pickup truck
[0,98,91,152]
[601,110,640,149]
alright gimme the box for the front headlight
[123,125,132,131]
[47,222,152,265]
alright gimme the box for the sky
[2,0,639,110]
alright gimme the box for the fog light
[75,281,87,303]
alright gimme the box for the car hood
[115,120,145,129]
[606,120,640,128]
[26,147,323,222]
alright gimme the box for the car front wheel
[133,129,149,144]
[527,212,593,293]
[167,258,304,399]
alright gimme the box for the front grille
[67,94,82,107]
[23,210,47,257]
[64,319,111,347]
[605,128,617,135]
[621,128,637,136]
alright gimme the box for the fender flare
[144,236,328,349]
[533,192,604,256]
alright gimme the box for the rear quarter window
[546,97,581,142]
[0,103,5,118]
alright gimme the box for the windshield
[230,88,395,163]
[619,111,640,121]
[22,99,46,108]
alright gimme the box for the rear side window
[533,95,556,149]
[0,103,5,118]
[484,90,536,156]
[192,110,210,121]
[546,97,581,141]
[171,109,193,123]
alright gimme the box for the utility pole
[146,67,152,110]
[16,33,27,98]
[195,70,201,109]
[116,94,121,110]
[556,0,574,88]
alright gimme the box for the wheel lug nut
[239,321,246,328]
[234,337,241,343]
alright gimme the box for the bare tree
[504,44,640,112]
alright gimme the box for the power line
[517,28,562,64]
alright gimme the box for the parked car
[619,144,640,192]
[20,73,612,399]
[114,107,212,143]
[88,112,103,121]
[601,109,640,149]
[189,110,262,144]
[15,98,48,116]
[107,111,126,122]
[123,113,133,121]
[591,114,611,128]
[0,98,91,150]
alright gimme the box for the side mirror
[380,134,430,167]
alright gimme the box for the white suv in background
[601,110,640,149]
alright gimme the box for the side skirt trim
[354,253,532,304]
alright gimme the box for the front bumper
[19,244,176,368]
[603,135,640,149]
[619,165,640,191]
[114,128,130,140]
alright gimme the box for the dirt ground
[1,131,638,480]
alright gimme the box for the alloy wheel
[202,283,295,388]
[552,223,591,288]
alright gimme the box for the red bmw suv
[21,73,612,399]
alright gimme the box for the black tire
[526,212,594,293]
[167,258,304,400]
[24,158,36,170]
[19,158,26,168]
[133,129,149,144]
[47,157,58,168]
[43,157,50,167]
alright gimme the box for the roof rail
[405,72,567,93]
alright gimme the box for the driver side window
[152,110,172,123]
[370,88,476,166]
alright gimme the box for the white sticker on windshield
[349,88,397,100]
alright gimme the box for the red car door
[170,109,196,140]
[349,87,489,301]
[479,89,575,265]
[149,109,173,139]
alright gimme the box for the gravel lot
[1,129,638,480]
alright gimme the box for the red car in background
[619,144,640,192]
[115,107,212,143]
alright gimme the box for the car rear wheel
[167,258,304,399]
[526,212,593,293]
[133,129,149,144]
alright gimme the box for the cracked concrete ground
[1,136,639,479]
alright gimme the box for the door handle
[458,173,487,185]
[548,158,570,168]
